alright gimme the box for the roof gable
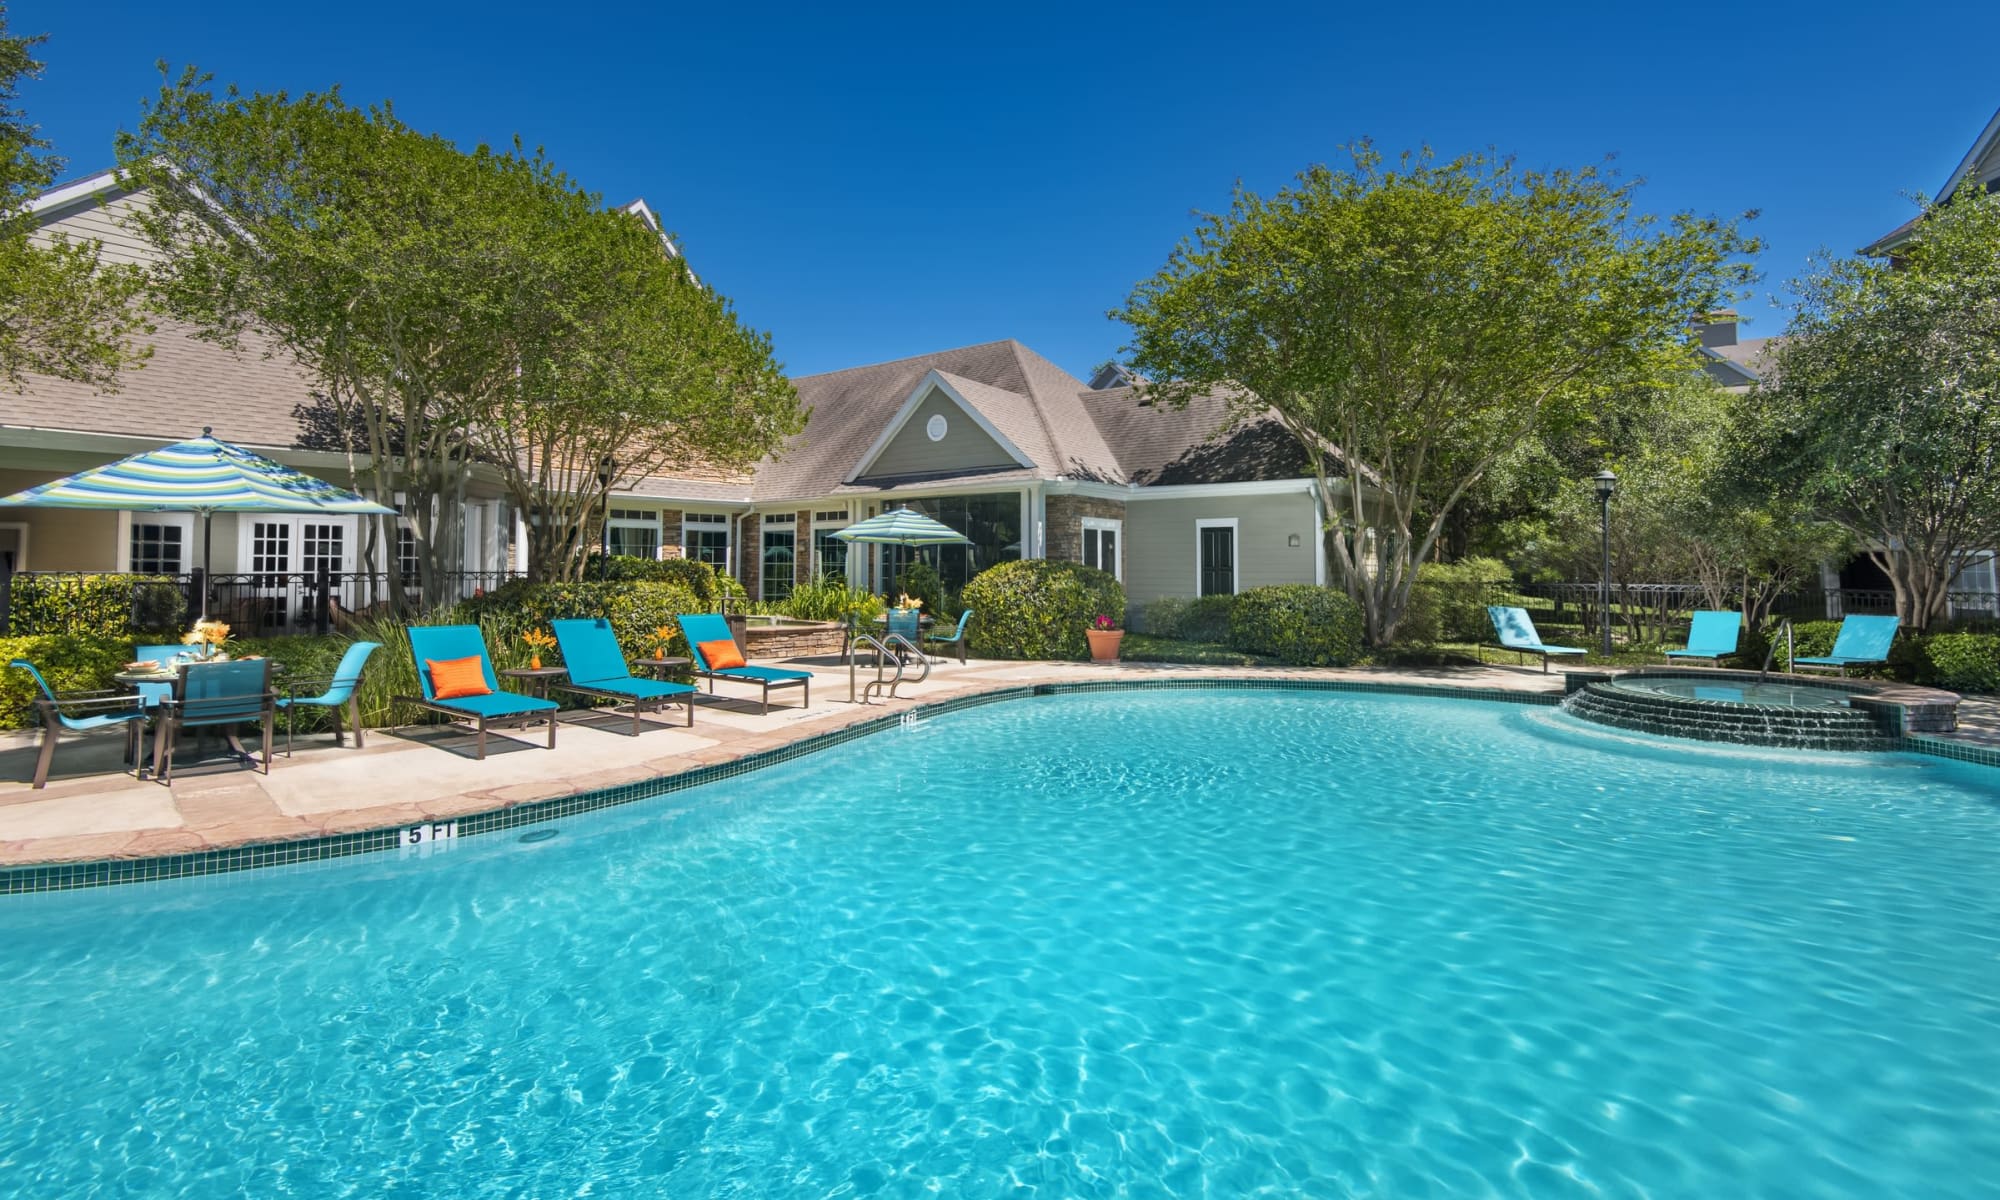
[846,370,1035,482]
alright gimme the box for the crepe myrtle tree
[0,6,150,390]
[1115,144,1758,646]
[1738,179,2000,633]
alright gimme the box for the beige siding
[0,469,122,570]
[1122,492,1319,604]
[862,388,1017,478]
[32,190,160,267]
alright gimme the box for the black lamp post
[1594,469,1617,657]
[597,455,617,580]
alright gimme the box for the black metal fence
[0,566,524,638]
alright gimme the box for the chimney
[1694,310,1738,348]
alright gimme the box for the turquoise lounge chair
[8,658,148,789]
[925,609,973,664]
[1486,605,1588,673]
[676,613,812,714]
[550,618,697,734]
[276,641,381,755]
[1793,614,1900,676]
[403,625,558,759]
[1666,611,1742,666]
[152,659,277,784]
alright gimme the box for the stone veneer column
[739,513,759,599]
[660,509,683,559]
[1043,494,1127,577]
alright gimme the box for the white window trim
[1195,517,1240,597]
[121,512,195,574]
[0,521,29,571]
[812,510,853,582]
[606,507,661,560]
[1082,515,1123,582]
[680,512,733,576]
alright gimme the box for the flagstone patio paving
[2,656,1992,871]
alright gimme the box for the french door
[242,517,352,633]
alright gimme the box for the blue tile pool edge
[2,677,1992,895]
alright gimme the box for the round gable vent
[926,414,948,441]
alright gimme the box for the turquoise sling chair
[1665,611,1742,667]
[401,625,559,759]
[276,641,381,756]
[549,619,697,734]
[923,609,973,664]
[676,613,812,714]
[151,658,278,785]
[7,658,148,789]
[1792,614,1900,676]
[1485,605,1587,673]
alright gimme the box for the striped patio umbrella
[830,507,973,548]
[0,428,395,585]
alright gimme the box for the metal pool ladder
[1759,619,1794,679]
[849,633,930,704]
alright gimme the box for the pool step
[1561,683,1895,751]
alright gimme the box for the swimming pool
[4,689,1998,1197]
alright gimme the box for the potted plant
[521,628,556,670]
[1086,613,1123,662]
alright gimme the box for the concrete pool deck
[2,656,1994,871]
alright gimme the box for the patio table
[114,659,283,771]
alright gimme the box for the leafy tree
[474,188,800,582]
[1115,144,1757,645]
[1739,179,2000,632]
[0,5,148,390]
[118,72,801,596]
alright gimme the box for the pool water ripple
[4,689,2000,1198]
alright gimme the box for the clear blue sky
[18,0,2000,381]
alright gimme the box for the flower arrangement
[521,628,557,669]
[1091,613,1120,632]
[181,619,231,659]
[651,624,680,655]
[893,593,924,611]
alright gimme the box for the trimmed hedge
[1227,584,1365,666]
[579,555,721,607]
[1401,557,1514,646]
[1138,594,1233,642]
[6,574,186,637]
[960,560,1124,660]
[455,579,707,660]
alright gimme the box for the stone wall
[1044,494,1127,578]
[743,621,847,660]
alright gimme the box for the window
[130,521,186,574]
[814,529,849,580]
[761,525,795,602]
[868,492,1022,594]
[607,508,660,560]
[682,512,730,572]
[1081,516,1121,581]
[1196,518,1238,597]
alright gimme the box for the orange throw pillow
[427,655,492,700]
[698,638,746,670]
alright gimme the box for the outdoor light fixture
[1594,469,1617,657]
[598,455,618,579]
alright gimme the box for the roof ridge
[1003,341,1076,475]
[793,338,1024,384]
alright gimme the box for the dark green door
[1199,526,1235,596]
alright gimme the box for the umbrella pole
[200,509,213,619]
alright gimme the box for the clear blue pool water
[1611,676,1855,708]
[4,690,1999,1198]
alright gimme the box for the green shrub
[1403,557,1512,645]
[576,556,719,607]
[1910,631,2000,694]
[0,634,134,729]
[782,575,882,624]
[893,559,947,619]
[7,574,186,636]
[456,579,705,660]
[1226,584,1364,666]
[959,560,1124,660]
[1138,594,1233,642]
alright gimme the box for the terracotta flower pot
[1086,629,1124,662]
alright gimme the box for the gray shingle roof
[0,317,319,449]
